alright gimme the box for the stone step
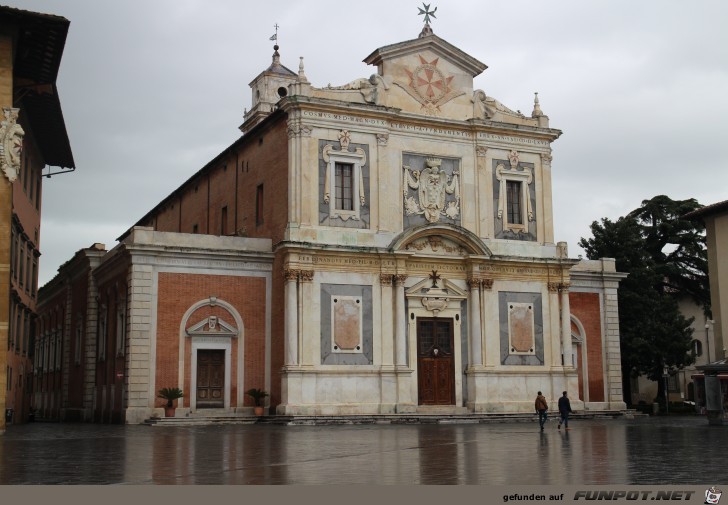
[145,409,635,426]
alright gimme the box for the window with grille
[335,163,354,211]
[506,181,523,225]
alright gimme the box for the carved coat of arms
[0,108,25,182]
[403,157,459,223]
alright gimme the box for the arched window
[692,339,703,357]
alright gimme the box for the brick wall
[570,291,605,402]
[156,272,267,408]
[146,116,289,246]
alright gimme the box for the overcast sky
[13,0,728,286]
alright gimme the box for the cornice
[280,95,561,143]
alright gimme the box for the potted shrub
[158,387,184,417]
[246,388,269,416]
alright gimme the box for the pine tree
[579,195,709,406]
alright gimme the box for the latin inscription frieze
[479,264,561,277]
[302,111,389,127]
[391,123,473,138]
[478,133,550,147]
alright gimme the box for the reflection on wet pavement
[0,417,724,484]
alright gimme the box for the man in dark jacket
[535,391,548,431]
[557,391,573,430]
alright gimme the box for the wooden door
[197,350,225,408]
[417,318,455,405]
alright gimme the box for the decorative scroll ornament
[403,157,459,223]
[0,108,25,182]
[399,55,464,115]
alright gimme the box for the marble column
[560,283,573,368]
[467,278,483,366]
[394,275,407,367]
[284,269,299,366]
[380,274,395,367]
[299,270,314,366]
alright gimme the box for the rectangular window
[116,304,126,356]
[7,303,13,351]
[335,162,354,211]
[667,374,680,392]
[18,242,24,287]
[74,322,82,365]
[35,172,41,210]
[98,305,107,361]
[221,206,228,235]
[10,228,15,279]
[23,312,30,355]
[506,181,523,225]
[25,253,31,293]
[31,259,37,297]
[15,309,22,351]
[256,184,264,226]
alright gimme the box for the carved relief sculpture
[403,157,459,223]
[323,74,389,105]
[0,108,25,182]
[398,55,464,115]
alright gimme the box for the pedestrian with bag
[535,391,548,431]
[557,390,573,430]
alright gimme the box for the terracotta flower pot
[254,406,264,416]
[164,406,176,418]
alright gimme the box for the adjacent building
[0,6,74,432]
[37,21,626,423]
[685,199,728,421]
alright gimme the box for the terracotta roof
[683,199,728,220]
[0,5,74,168]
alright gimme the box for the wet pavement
[0,416,725,485]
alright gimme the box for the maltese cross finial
[418,3,437,25]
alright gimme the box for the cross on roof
[418,3,437,25]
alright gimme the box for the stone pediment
[356,34,486,118]
[406,275,467,314]
[363,34,487,77]
[406,276,468,299]
[186,316,238,337]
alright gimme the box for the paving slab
[0,416,724,484]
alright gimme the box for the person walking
[535,391,549,431]
[557,391,573,430]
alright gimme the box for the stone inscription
[312,257,386,267]
[303,111,389,127]
[480,264,561,277]
[478,133,550,146]
[407,262,467,273]
[392,123,473,138]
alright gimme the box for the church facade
[36,23,626,423]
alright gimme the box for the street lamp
[663,366,670,415]
[705,319,714,365]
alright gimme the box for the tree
[579,195,709,407]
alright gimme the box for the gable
[362,35,487,118]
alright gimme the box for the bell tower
[240,43,298,134]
